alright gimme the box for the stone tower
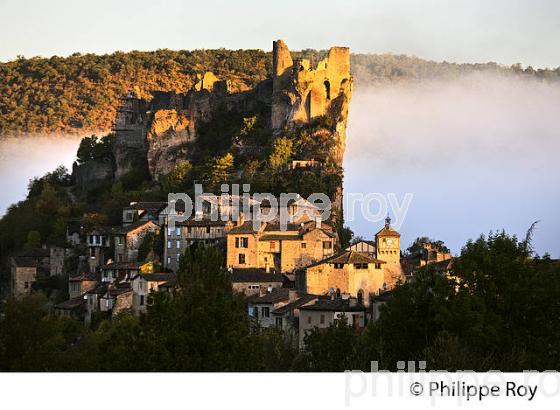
[375,216,401,265]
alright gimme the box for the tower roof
[375,216,401,237]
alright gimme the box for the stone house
[122,201,167,226]
[10,246,65,297]
[113,220,160,263]
[66,217,83,246]
[298,296,367,348]
[226,220,336,274]
[230,268,283,297]
[346,240,376,258]
[99,284,133,316]
[86,227,112,272]
[100,261,151,284]
[10,257,38,297]
[247,288,298,329]
[296,250,387,304]
[68,273,98,299]
[130,272,176,315]
[163,217,228,272]
[54,297,86,320]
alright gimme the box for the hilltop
[1,49,559,136]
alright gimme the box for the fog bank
[345,73,560,257]
[0,136,81,216]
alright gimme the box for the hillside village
[5,40,453,349]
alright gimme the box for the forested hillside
[1,49,559,136]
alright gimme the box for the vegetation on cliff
[2,49,559,136]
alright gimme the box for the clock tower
[375,216,401,265]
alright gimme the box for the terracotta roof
[13,256,38,268]
[375,225,401,237]
[228,221,259,234]
[231,268,283,283]
[264,223,301,232]
[306,250,386,269]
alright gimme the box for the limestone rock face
[147,109,192,177]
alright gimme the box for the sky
[0,0,559,68]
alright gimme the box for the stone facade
[297,251,386,301]
[226,221,336,274]
[10,258,37,297]
[113,220,160,263]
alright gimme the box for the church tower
[375,216,401,265]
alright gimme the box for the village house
[113,220,160,263]
[230,267,284,297]
[247,288,301,329]
[163,217,228,272]
[10,257,38,298]
[66,217,83,246]
[53,297,87,320]
[68,273,98,299]
[100,261,152,283]
[226,220,336,274]
[295,250,387,303]
[298,296,367,348]
[130,272,176,315]
[346,240,376,258]
[10,246,65,297]
[99,283,133,316]
[122,201,167,226]
[86,227,112,272]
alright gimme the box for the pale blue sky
[1,0,559,67]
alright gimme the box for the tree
[406,237,450,254]
[268,137,294,169]
[208,153,234,190]
[24,230,41,250]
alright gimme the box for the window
[206,226,211,234]
[275,317,283,328]
[167,257,171,265]
[176,240,181,249]
[167,227,173,236]
[139,295,145,306]
[138,281,144,291]
[262,307,270,318]
[89,248,96,258]
[241,237,248,248]
[307,316,312,324]
[167,240,172,249]
[354,263,368,269]
[239,253,246,264]
[176,227,181,237]
[301,242,307,249]
[375,263,381,269]
[270,241,276,251]
[323,241,332,249]
[334,263,343,269]
[24,281,29,289]
[320,314,325,324]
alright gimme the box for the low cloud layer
[345,73,560,257]
[0,136,81,216]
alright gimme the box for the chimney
[236,212,245,227]
[288,290,298,302]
